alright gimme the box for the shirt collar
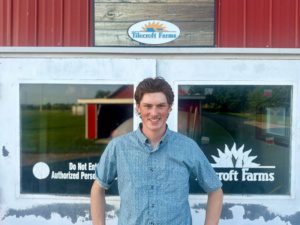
[135,123,170,145]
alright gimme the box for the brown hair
[134,77,174,105]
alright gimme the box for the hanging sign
[128,20,180,45]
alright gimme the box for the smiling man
[90,77,223,225]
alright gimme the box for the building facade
[1,1,300,224]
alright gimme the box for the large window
[178,85,292,195]
[20,83,293,195]
[20,84,134,195]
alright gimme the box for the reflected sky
[20,84,127,105]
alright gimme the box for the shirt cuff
[95,177,110,190]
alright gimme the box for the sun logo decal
[142,22,167,32]
[211,143,261,168]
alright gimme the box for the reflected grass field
[21,109,104,154]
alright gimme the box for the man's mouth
[148,117,160,122]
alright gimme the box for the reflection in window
[178,85,292,195]
[20,84,133,195]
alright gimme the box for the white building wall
[0,48,300,225]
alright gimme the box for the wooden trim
[78,98,134,104]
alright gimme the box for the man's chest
[116,145,191,190]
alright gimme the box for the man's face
[137,92,171,135]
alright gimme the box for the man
[91,77,223,225]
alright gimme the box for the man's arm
[204,188,223,225]
[90,180,106,225]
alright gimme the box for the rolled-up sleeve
[95,141,117,190]
[191,142,222,193]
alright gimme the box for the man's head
[135,77,174,136]
[134,77,174,106]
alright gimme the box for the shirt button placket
[148,151,156,222]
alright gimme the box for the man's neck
[142,125,167,148]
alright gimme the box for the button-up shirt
[95,126,222,225]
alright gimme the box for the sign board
[94,0,215,46]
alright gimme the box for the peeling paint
[2,203,117,224]
[4,203,299,224]
[242,204,300,224]
[243,204,277,221]
[2,146,9,157]
[192,203,300,225]
[3,203,299,225]
[192,203,234,220]
[285,212,300,225]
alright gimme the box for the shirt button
[150,185,154,190]
[149,167,154,172]
[151,204,155,208]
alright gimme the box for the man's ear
[136,104,141,114]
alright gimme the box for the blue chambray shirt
[95,126,222,225]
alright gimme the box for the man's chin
[147,123,166,131]
[148,121,161,127]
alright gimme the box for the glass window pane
[20,84,134,195]
[178,85,291,195]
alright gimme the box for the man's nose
[150,106,159,115]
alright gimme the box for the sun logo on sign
[142,22,167,32]
[211,143,260,168]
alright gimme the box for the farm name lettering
[216,169,275,182]
[131,31,177,39]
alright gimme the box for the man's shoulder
[109,131,137,145]
[168,130,197,146]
